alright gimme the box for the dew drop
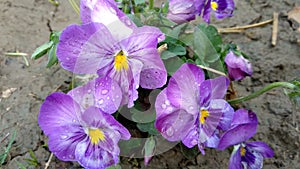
[161,104,166,109]
[60,135,68,140]
[116,95,120,98]
[106,96,110,100]
[87,89,91,93]
[101,89,108,95]
[66,57,70,60]
[191,139,198,145]
[165,100,170,105]
[166,107,173,112]
[98,99,104,105]
[189,106,194,110]
[166,127,174,137]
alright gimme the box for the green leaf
[127,13,144,27]
[137,122,160,135]
[0,130,16,166]
[134,0,145,5]
[163,56,184,75]
[107,164,122,169]
[46,45,58,68]
[143,137,155,158]
[193,24,221,64]
[180,143,199,160]
[161,43,186,59]
[119,139,142,155]
[197,24,222,52]
[31,41,53,60]
[161,0,169,13]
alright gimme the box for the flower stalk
[228,82,296,104]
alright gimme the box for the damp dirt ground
[0,0,299,169]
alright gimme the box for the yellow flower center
[114,50,129,71]
[199,110,210,124]
[88,128,105,145]
[211,1,218,11]
[240,147,246,156]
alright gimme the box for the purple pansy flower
[167,0,198,24]
[38,77,130,169]
[57,3,167,107]
[225,51,253,81]
[155,63,234,154]
[218,109,274,169]
[80,0,136,40]
[202,0,235,23]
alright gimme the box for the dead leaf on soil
[288,6,300,32]
[1,88,17,99]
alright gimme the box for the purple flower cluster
[39,0,167,168]
[155,64,273,168]
[167,0,235,24]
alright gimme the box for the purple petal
[57,23,117,74]
[214,0,235,19]
[75,138,118,169]
[199,76,229,105]
[246,141,274,158]
[155,89,179,118]
[243,149,264,169]
[202,0,212,23]
[38,93,85,161]
[38,93,82,136]
[229,146,242,169]
[199,99,232,143]
[155,109,195,142]
[94,77,122,114]
[166,63,205,114]
[182,124,199,148]
[225,51,253,81]
[204,131,220,148]
[218,109,258,150]
[167,0,197,24]
[80,0,135,40]
[81,107,131,140]
[48,125,86,161]
[68,79,97,111]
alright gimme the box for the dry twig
[272,12,279,46]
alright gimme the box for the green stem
[149,0,154,10]
[228,82,296,104]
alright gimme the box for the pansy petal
[94,77,122,114]
[135,48,167,89]
[246,142,274,158]
[82,107,131,140]
[38,92,82,136]
[218,109,258,150]
[57,23,117,74]
[210,99,234,130]
[182,123,199,148]
[155,109,195,141]
[167,0,197,24]
[166,63,205,113]
[244,150,263,169]
[214,0,235,19]
[75,138,118,169]
[155,88,179,118]
[202,0,212,23]
[229,146,242,169]
[80,0,135,40]
[199,76,229,105]
[68,79,97,110]
[48,125,86,161]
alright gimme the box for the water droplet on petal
[189,106,194,110]
[87,89,91,93]
[165,100,170,105]
[60,135,68,140]
[161,104,166,109]
[166,127,174,137]
[107,96,110,100]
[191,139,198,145]
[98,99,104,105]
[101,89,108,95]
[116,95,120,98]
[166,107,173,112]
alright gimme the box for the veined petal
[57,23,117,74]
[48,125,86,161]
[155,89,179,118]
[199,76,230,105]
[81,107,131,140]
[155,109,195,142]
[246,142,274,158]
[182,124,199,148]
[80,0,135,40]
[166,63,205,114]
[94,77,122,114]
[75,138,118,169]
[218,109,258,150]
[38,93,82,136]
[229,145,242,169]
[202,0,212,23]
